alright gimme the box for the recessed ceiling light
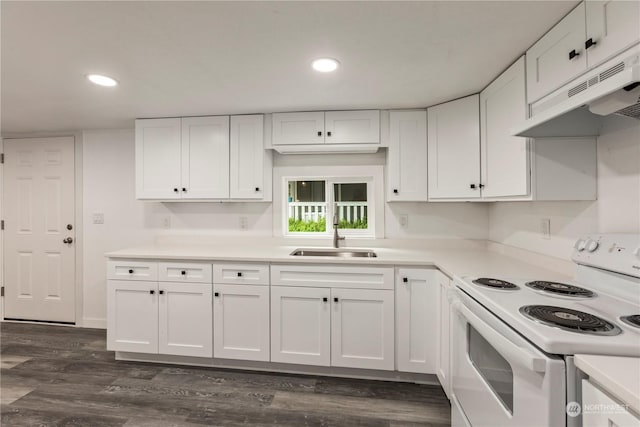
[312,58,339,73]
[87,74,118,87]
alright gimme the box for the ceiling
[1,1,580,134]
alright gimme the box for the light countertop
[106,238,572,281]
[575,354,640,414]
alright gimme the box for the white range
[450,234,640,427]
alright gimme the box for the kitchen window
[284,177,374,237]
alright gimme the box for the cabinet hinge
[1,287,4,297]
[1,220,4,230]
[0,153,4,164]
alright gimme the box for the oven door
[451,288,566,427]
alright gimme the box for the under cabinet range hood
[513,48,640,138]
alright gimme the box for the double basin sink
[290,248,377,258]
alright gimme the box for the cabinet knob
[479,184,485,189]
[403,277,408,283]
[470,184,476,189]
[237,272,243,277]
[569,49,580,60]
[585,38,597,50]
[255,187,260,192]
[128,269,134,274]
[149,290,155,295]
[393,189,398,194]
[173,188,179,193]
[327,131,332,137]
[333,297,339,303]
[214,292,220,297]
[317,131,322,137]
[323,297,328,302]
[181,270,186,276]
[182,188,187,192]
[159,290,165,295]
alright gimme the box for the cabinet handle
[128,269,134,274]
[255,187,260,192]
[585,38,597,50]
[182,188,187,192]
[569,49,580,60]
[149,290,155,295]
[403,277,408,283]
[333,297,339,302]
[393,189,398,194]
[317,131,322,137]
[214,292,220,297]
[181,270,186,276]
[173,188,178,192]
[237,272,243,277]
[327,131,332,137]
[470,184,476,189]
[323,297,328,302]
[159,290,164,295]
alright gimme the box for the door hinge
[1,287,4,297]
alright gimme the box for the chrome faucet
[332,209,345,248]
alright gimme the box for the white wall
[489,117,640,260]
[82,132,489,325]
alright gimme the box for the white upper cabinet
[427,95,481,200]
[272,112,325,145]
[272,110,380,146]
[324,110,380,144]
[136,115,270,201]
[386,111,428,201]
[526,3,587,103]
[181,116,230,199]
[527,0,640,104]
[585,0,640,67]
[135,118,182,200]
[230,115,266,199]
[480,57,529,199]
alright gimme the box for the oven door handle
[453,300,547,374]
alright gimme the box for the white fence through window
[288,202,367,223]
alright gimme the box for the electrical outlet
[399,214,409,228]
[162,216,171,229]
[540,218,551,239]
[92,213,104,224]
[239,216,248,230]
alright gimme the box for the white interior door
[3,137,76,323]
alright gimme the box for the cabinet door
[158,282,212,357]
[230,115,265,199]
[582,380,640,427]
[480,56,530,198]
[396,268,438,374]
[181,116,229,199]
[585,0,640,67]
[331,288,394,371]
[135,118,182,199]
[526,3,587,103]
[437,273,452,399]
[213,284,270,361]
[272,112,325,145]
[387,111,428,201]
[427,95,481,199]
[270,286,330,366]
[107,280,158,353]
[324,110,380,144]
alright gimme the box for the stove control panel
[572,234,640,277]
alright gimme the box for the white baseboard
[82,317,107,329]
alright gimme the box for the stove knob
[575,239,587,251]
[586,240,599,252]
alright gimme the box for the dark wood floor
[0,322,450,426]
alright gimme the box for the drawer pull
[128,269,134,274]
[149,290,155,295]
[334,297,339,303]
[323,297,328,302]
[237,272,243,277]
[214,292,220,297]
[181,270,186,276]
[402,277,408,283]
[159,290,165,295]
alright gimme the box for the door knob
[63,237,73,244]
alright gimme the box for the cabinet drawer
[158,262,212,283]
[107,260,158,281]
[213,263,269,285]
[271,264,394,290]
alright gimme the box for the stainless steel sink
[290,248,377,258]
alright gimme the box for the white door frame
[1,132,84,326]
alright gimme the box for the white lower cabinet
[213,284,270,361]
[107,280,159,354]
[158,282,213,357]
[395,268,439,374]
[271,286,331,366]
[331,288,395,370]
